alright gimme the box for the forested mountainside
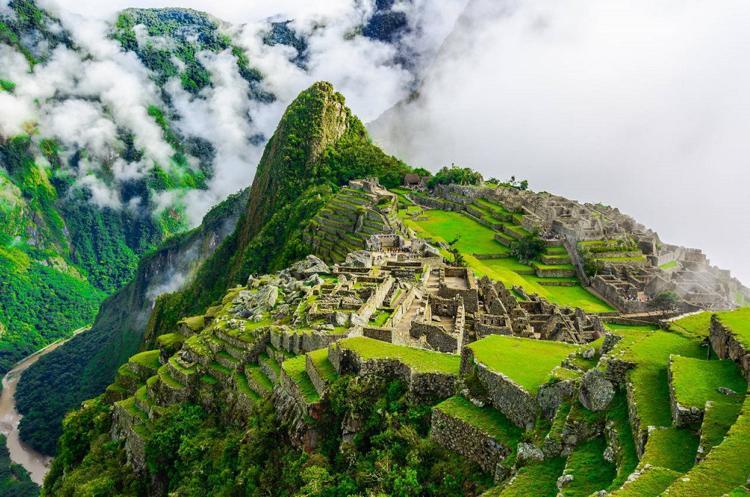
[0,0,432,456]
[0,0,261,375]
[17,82,414,456]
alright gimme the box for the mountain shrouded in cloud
[370,0,750,285]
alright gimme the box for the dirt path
[0,326,89,485]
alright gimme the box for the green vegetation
[281,356,320,403]
[609,466,681,497]
[435,396,523,444]
[487,457,566,496]
[427,165,483,189]
[561,436,616,497]
[617,327,703,428]
[606,392,639,490]
[662,394,750,496]
[716,308,750,349]
[129,350,161,370]
[671,311,713,337]
[338,336,460,374]
[401,208,613,313]
[467,335,577,394]
[639,427,698,472]
[670,356,746,409]
[0,435,37,497]
[307,348,338,383]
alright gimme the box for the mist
[371,0,750,284]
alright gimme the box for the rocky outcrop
[579,369,615,411]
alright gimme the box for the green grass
[282,356,320,403]
[129,350,161,370]
[639,427,698,472]
[662,395,750,496]
[158,365,185,389]
[716,308,750,349]
[561,436,616,497]
[307,348,338,383]
[671,311,713,338]
[700,398,745,456]
[467,335,577,394]
[670,356,746,409]
[338,336,460,375]
[246,365,273,393]
[403,208,614,313]
[620,329,704,428]
[369,309,392,327]
[660,260,679,270]
[488,457,566,496]
[435,396,523,444]
[609,466,681,497]
[156,332,184,348]
[402,209,507,255]
[606,392,639,491]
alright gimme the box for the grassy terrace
[606,392,639,491]
[337,337,460,375]
[435,396,522,444]
[716,308,750,349]
[609,466,681,497]
[307,348,338,383]
[281,356,320,404]
[561,436,616,497]
[486,457,566,497]
[467,335,577,394]
[663,394,750,496]
[401,207,613,313]
[616,326,703,428]
[670,356,746,409]
[671,311,712,337]
[639,427,698,472]
[129,350,161,370]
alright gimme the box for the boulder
[516,442,544,464]
[579,369,615,411]
[289,255,330,278]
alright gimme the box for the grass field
[671,311,713,337]
[307,348,338,383]
[487,457,566,496]
[402,208,614,313]
[338,337,460,375]
[639,427,699,472]
[467,335,577,394]
[435,396,523,444]
[716,308,750,349]
[670,356,746,408]
[561,436,616,497]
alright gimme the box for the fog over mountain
[3,0,747,284]
[371,0,750,284]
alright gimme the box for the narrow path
[0,326,89,485]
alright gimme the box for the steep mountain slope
[16,82,412,456]
[15,189,248,455]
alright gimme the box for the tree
[509,233,545,263]
[650,291,680,310]
[427,165,482,189]
[447,237,466,267]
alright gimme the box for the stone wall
[710,315,750,382]
[430,407,513,481]
[305,354,328,397]
[410,320,458,353]
[329,344,456,402]
[461,347,538,430]
[270,327,347,355]
[363,326,392,342]
[667,355,703,428]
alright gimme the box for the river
[0,327,88,486]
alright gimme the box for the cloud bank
[371,0,750,284]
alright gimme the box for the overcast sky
[13,0,750,284]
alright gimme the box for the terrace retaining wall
[430,407,514,481]
[710,315,750,382]
[461,347,538,430]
